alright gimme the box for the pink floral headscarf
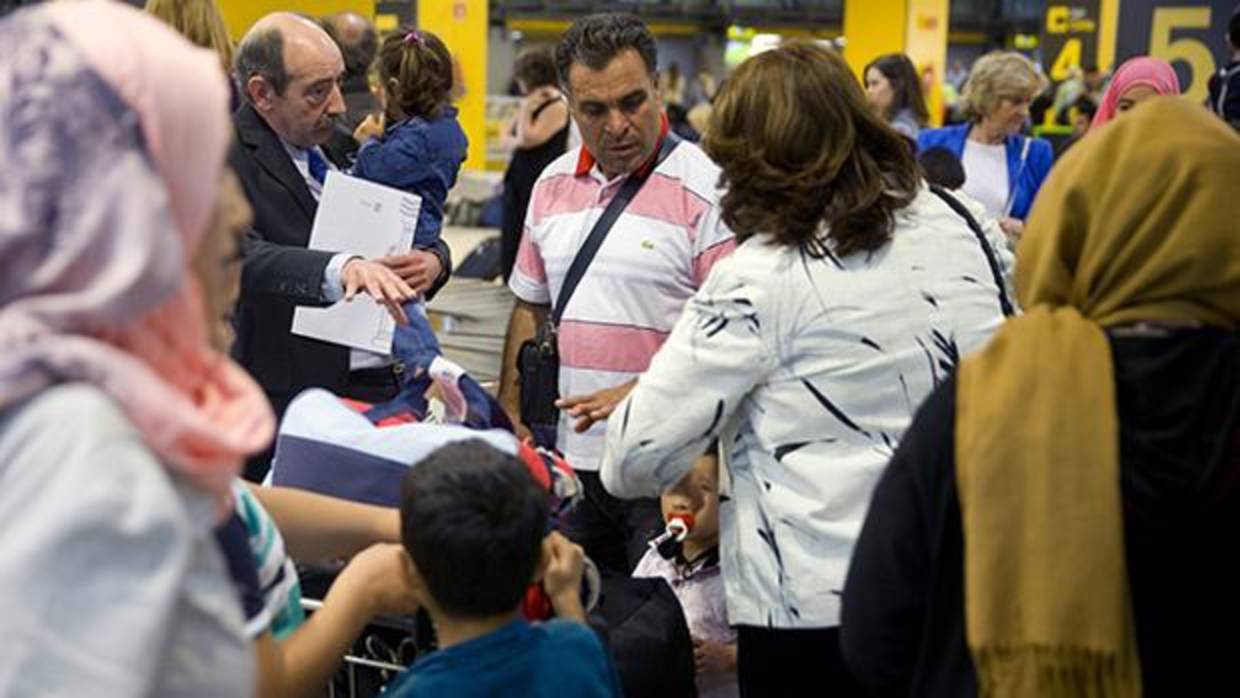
[0,1,273,501]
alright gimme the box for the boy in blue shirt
[385,440,623,697]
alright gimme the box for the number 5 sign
[1113,0,1234,102]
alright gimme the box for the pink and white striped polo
[509,137,736,471]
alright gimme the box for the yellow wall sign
[1047,6,1099,33]
[420,0,488,171]
[1111,1,1234,103]
[843,0,950,126]
[216,0,372,41]
[1043,1,1101,81]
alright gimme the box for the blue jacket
[384,619,623,698]
[353,106,468,249]
[917,124,1053,220]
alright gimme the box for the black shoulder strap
[928,184,1016,317]
[530,95,564,121]
[1216,63,1240,116]
[551,135,681,324]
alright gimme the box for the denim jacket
[353,106,468,249]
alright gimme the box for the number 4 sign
[1044,1,1102,81]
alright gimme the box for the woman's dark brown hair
[703,41,920,258]
[514,47,559,92]
[378,26,454,122]
[864,52,930,125]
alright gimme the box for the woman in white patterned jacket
[600,41,1009,697]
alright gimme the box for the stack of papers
[291,172,423,354]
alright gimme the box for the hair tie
[404,30,423,46]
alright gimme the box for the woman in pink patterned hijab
[1091,56,1181,130]
[0,0,273,501]
[0,2,277,693]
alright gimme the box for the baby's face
[660,453,721,545]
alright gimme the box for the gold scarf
[955,98,1240,697]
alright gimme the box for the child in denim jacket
[352,27,466,263]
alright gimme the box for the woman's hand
[998,217,1024,242]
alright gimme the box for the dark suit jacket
[229,102,452,404]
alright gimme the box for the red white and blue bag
[267,303,594,614]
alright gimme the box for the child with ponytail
[353,27,466,258]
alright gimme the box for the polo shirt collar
[575,112,670,178]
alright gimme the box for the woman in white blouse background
[601,41,1008,697]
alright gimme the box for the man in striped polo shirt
[499,12,736,576]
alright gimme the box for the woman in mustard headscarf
[840,96,1240,697]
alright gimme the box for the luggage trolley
[301,595,429,698]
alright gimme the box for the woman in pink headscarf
[1091,56,1181,129]
[0,2,274,695]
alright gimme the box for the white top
[960,139,1009,219]
[508,140,736,470]
[633,545,737,698]
[0,384,253,697]
[601,186,1007,628]
[282,140,327,201]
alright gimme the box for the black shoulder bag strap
[551,134,681,325]
[1216,63,1240,117]
[928,184,1016,317]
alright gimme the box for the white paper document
[291,171,422,353]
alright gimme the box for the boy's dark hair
[378,26,454,121]
[400,440,550,619]
[555,12,658,90]
[919,147,966,190]
[1073,94,1099,121]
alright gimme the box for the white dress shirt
[281,140,388,371]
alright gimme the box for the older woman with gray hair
[919,51,1053,238]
